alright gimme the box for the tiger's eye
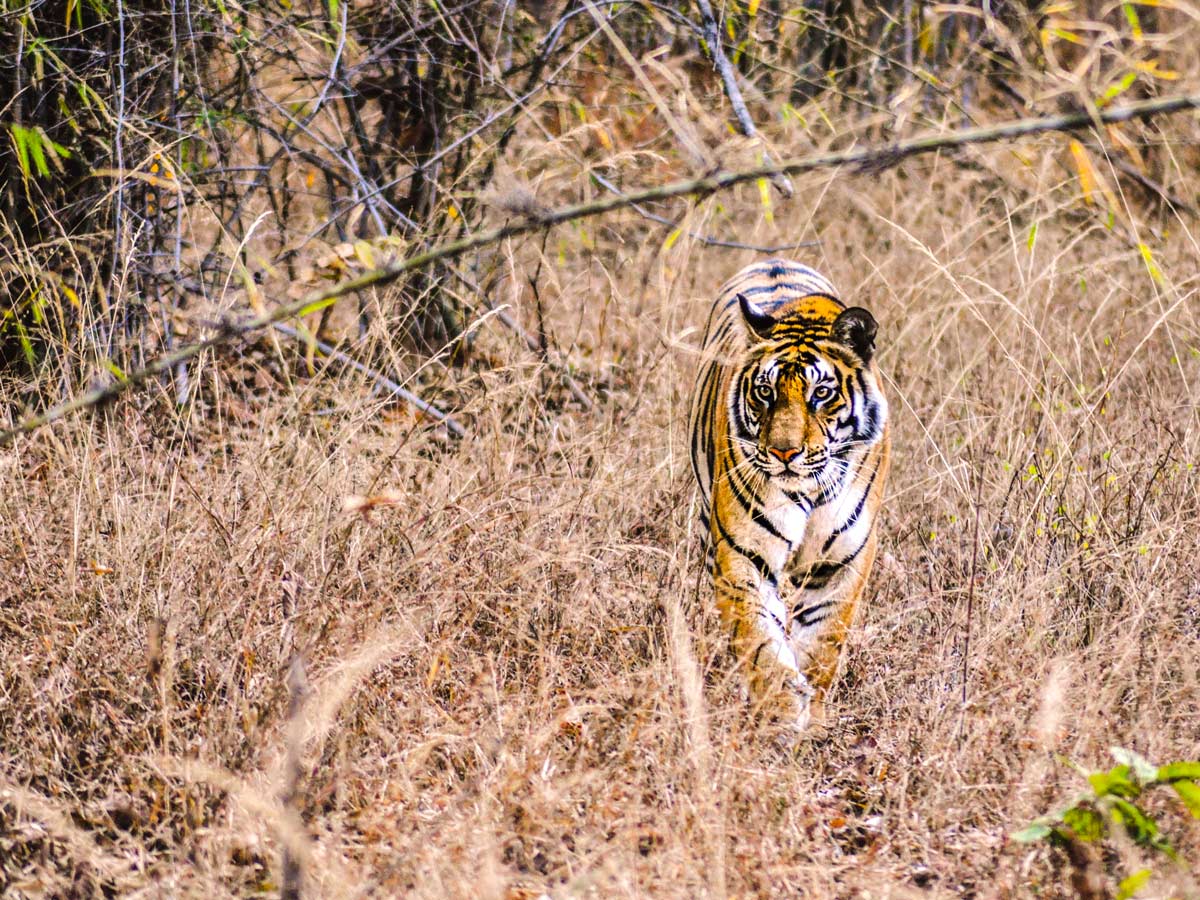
[811,385,835,404]
[753,383,774,403]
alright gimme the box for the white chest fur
[790,468,874,574]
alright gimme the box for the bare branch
[692,0,794,198]
[1111,158,1198,218]
[443,267,594,411]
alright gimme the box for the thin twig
[308,11,605,237]
[693,0,794,197]
[271,323,467,439]
[1111,158,1198,218]
[169,0,190,403]
[3,92,1199,446]
[108,0,129,357]
[590,170,816,253]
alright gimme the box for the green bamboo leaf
[1122,2,1143,39]
[294,295,338,319]
[44,132,71,159]
[14,320,35,368]
[27,130,50,177]
[10,125,32,179]
[29,288,44,325]
[1100,72,1138,106]
[57,95,82,135]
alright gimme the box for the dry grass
[4,87,1200,900]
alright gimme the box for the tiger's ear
[738,293,775,341]
[831,307,878,363]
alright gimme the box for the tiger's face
[732,295,887,492]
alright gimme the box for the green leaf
[8,124,61,179]
[1011,821,1054,843]
[1110,798,1170,855]
[294,295,337,319]
[1063,805,1106,841]
[1089,765,1139,799]
[1171,780,1200,818]
[1157,761,1200,783]
[1112,748,1159,784]
[13,320,35,368]
[56,94,81,135]
[1122,2,1143,39]
[44,133,71,159]
[1116,868,1151,900]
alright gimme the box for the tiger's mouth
[754,451,830,482]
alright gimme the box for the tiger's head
[731,292,887,492]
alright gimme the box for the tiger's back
[688,258,890,731]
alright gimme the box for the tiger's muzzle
[757,445,829,479]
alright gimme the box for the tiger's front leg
[712,548,815,733]
[787,534,880,727]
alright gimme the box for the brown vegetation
[2,2,1200,898]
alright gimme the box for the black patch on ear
[831,307,878,362]
[738,293,775,341]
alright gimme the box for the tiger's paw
[798,696,830,743]
[768,676,827,746]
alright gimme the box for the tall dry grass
[4,20,1200,900]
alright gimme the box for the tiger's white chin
[762,466,828,492]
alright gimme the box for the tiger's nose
[767,446,801,463]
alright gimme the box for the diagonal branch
[3,92,1199,447]
[589,169,816,252]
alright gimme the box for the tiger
[688,258,890,734]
